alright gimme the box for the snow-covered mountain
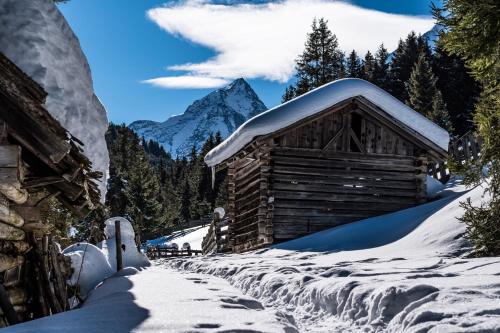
[129,78,267,157]
[422,23,443,50]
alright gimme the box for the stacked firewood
[0,146,72,326]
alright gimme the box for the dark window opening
[350,112,363,152]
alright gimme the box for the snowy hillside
[0,0,109,198]
[146,225,209,250]
[170,180,500,332]
[129,78,267,157]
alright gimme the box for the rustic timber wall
[269,149,425,241]
[223,98,441,253]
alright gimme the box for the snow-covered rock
[98,217,150,271]
[0,0,109,198]
[129,78,267,157]
[205,78,450,167]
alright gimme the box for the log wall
[269,149,425,241]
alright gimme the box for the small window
[350,112,363,152]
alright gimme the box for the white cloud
[143,75,230,89]
[146,0,435,88]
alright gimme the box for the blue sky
[59,0,438,125]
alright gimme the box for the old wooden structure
[205,79,449,253]
[0,52,101,325]
[201,214,230,254]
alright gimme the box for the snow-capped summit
[129,78,267,157]
[422,24,443,50]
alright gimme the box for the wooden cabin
[205,79,449,253]
[0,52,101,325]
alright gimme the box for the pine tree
[373,44,390,89]
[179,179,192,223]
[406,51,437,116]
[389,32,419,101]
[363,51,376,82]
[429,90,454,133]
[284,18,345,100]
[282,85,297,103]
[105,124,163,239]
[434,0,500,255]
[432,43,479,136]
[346,50,363,78]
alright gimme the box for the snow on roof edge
[205,78,449,167]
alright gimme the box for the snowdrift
[170,181,500,332]
[63,218,149,299]
[0,0,109,198]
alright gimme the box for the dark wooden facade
[0,52,101,325]
[221,97,447,253]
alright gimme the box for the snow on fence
[428,130,482,183]
[146,247,202,259]
[201,214,230,255]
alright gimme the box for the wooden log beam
[0,241,29,256]
[0,284,19,325]
[0,149,28,203]
[0,254,23,273]
[0,222,25,241]
[0,202,24,228]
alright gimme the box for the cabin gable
[269,97,443,158]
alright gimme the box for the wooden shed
[205,79,449,253]
[0,52,101,325]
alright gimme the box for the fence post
[115,220,123,271]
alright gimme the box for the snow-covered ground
[167,180,500,332]
[4,180,499,332]
[4,267,297,333]
[146,225,209,250]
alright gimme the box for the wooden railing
[146,246,202,259]
[428,130,482,183]
[201,216,230,254]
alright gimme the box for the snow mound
[205,78,449,166]
[169,181,500,332]
[426,174,445,198]
[214,207,225,219]
[63,217,150,299]
[62,243,113,298]
[0,0,109,198]
[98,217,150,271]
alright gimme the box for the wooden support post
[114,220,123,271]
[0,283,19,325]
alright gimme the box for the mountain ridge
[129,78,267,157]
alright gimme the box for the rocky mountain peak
[129,78,267,158]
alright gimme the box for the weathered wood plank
[271,173,417,190]
[272,155,418,172]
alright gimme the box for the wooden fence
[201,217,230,254]
[146,246,202,259]
[428,130,482,183]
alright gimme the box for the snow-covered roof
[205,78,449,166]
